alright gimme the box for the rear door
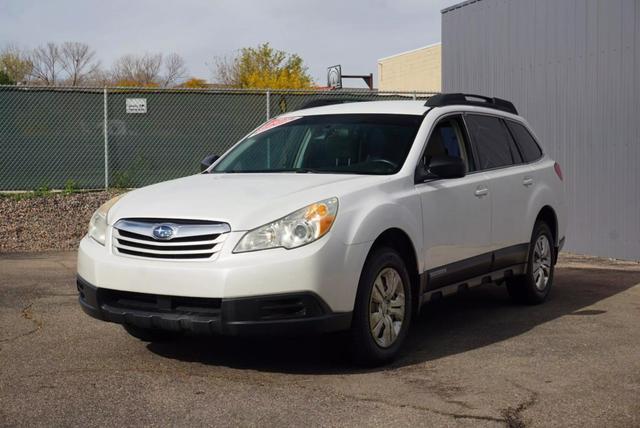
[464,114,532,269]
[416,114,492,290]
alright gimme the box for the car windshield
[212,114,423,175]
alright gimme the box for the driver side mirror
[200,154,220,172]
[415,155,466,182]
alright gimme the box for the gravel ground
[2,191,638,269]
[0,191,122,253]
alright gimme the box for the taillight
[554,162,564,181]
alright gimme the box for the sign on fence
[126,98,147,114]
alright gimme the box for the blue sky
[0,0,463,86]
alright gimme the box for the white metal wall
[442,0,640,260]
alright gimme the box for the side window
[423,116,474,172]
[505,121,543,162]
[465,114,520,170]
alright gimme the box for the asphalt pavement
[1,252,639,427]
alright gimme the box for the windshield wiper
[220,168,341,174]
[220,168,318,173]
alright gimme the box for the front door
[416,114,492,290]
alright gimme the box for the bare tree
[0,44,33,84]
[136,53,162,84]
[84,68,112,87]
[60,42,100,86]
[30,42,61,85]
[3,43,192,87]
[161,53,187,87]
[110,54,136,83]
[111,52,163,86]
[211,53,240,86]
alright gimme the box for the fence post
[412,91,417,101]
[266,90,270,120]
[103,87,109,189]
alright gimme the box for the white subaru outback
[77,93,566,365]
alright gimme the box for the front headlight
[88,194,125,245]
[234,197,338,253]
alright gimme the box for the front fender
[336,184,423,271]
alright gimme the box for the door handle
[474,186,489,197]
[522,177,534,187]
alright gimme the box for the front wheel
[506,221,555,304]
[349,247,412,366]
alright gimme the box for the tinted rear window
[465,114,519,169]
[506,121,543,162]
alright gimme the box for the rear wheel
[122,324,181,342]
[349,247,412,366]
[507,221,555,304]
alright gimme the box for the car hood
[108,173,385,231]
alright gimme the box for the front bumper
[78,276,351,335]
[78,229,370,313]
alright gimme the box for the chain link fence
[0,85,436,191]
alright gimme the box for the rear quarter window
[506,121,543,162]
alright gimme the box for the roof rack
[299,98,363,110]
[425,93,518,115]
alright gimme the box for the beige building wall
[377,43,441,93]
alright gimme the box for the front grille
[112,218,230,260]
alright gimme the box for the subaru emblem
[152,224,176,240]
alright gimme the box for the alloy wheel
[368,267,406,348]
[532,235,552,291]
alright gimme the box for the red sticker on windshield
[251,116,301,136]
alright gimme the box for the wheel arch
[535,205,558,245]
[365,228,421,318]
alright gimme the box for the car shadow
[146,265,640,374]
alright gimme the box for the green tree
[0,69,14,84]
[213,43,313,89]
[0,45,32,83]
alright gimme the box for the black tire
[506,221,555,305]
[349,246,412,366]
[122,324,181,342]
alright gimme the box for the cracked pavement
[1,252,639,427]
